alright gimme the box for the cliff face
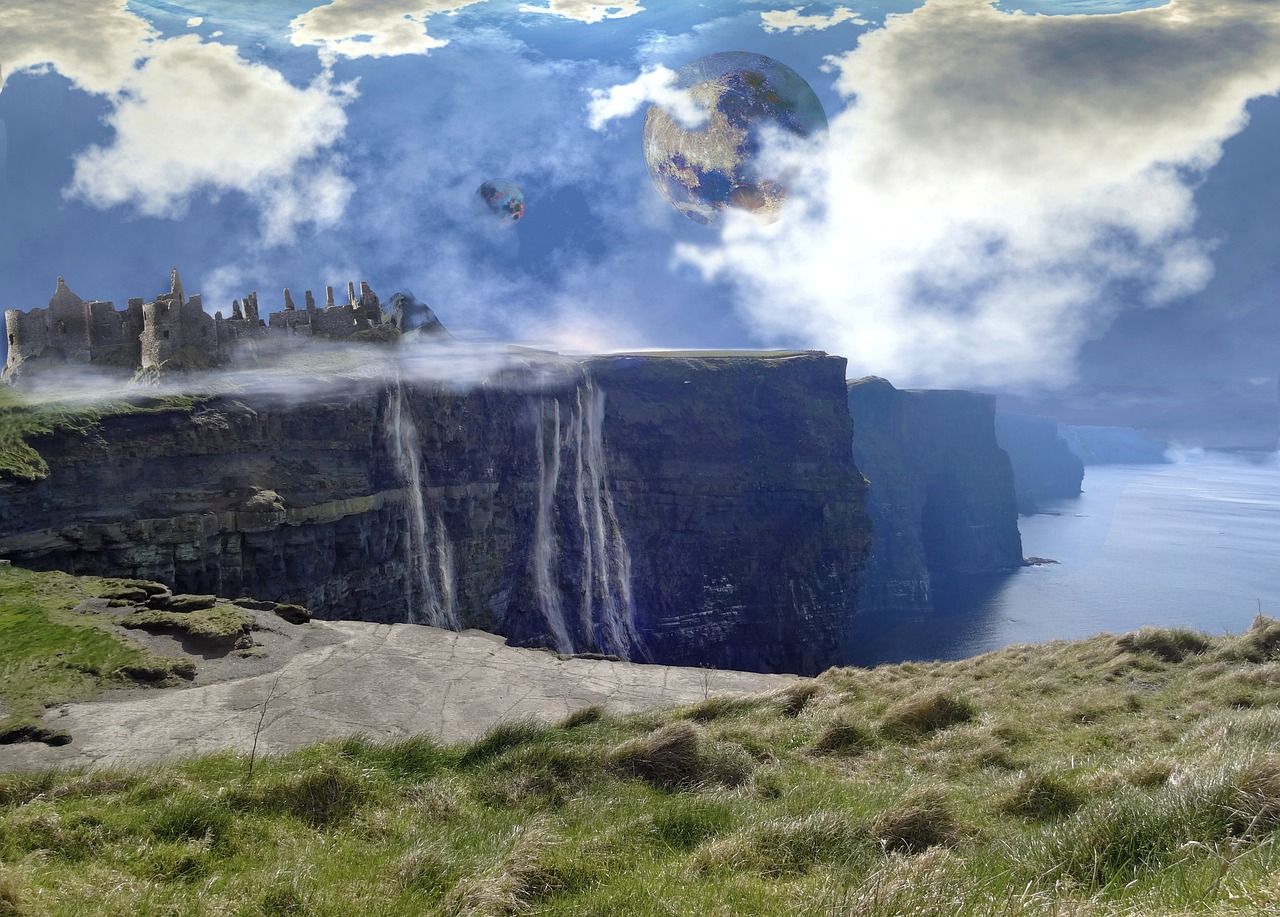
[848,377,1023,618]
[994,412,1085,514]
[0,351,869,675]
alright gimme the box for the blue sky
[2,0,1279,444]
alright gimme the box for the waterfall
[577,381,641,657]
[385,382,459,630]
[532,378,642,659]
[534,397,574,652]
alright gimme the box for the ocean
[847,453,1280,665]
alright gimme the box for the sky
[1,0,1278,446]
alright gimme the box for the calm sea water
[847,453,1280,665]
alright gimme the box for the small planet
[643,51,827,226]
[475,179,525,226]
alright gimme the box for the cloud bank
[289,0,488,59]
[760,6,865,34]
[518,0,645,24]
[678,0,1280,390]
[0,1,153,95]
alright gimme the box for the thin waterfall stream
[533,377,643,659]
[385,380,460,629]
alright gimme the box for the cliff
[848,377,1023,618]
[1061,424,1171,465]
[994,412,1085,513]
[0,349,869,675]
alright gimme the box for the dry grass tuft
[1216,615,1280,663]
[252,763,366,828]
[870,792,960,853]
[1230,755,1280,836]
[609,722,753,791]
[610,722,703,790]
[0,869,28,917]
[398,841,463,896]
[1116,627,1210,663]
[1000,770,1084,821]
[445,822,564,917]
[879,691,975,741]
[809,718,874,757]
[693,810,867,876]
[558,705,605,729]
[773,681,823,717]
[683,694,759,723]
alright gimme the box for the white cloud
[65,36,356,245]
[676,0,1280,391]
[518,0,644,24]
[289,0,486,59]
[186,16,204,27]
[0,3,360,248]
[0,0,154,95]
[587,65,708,131]
[760,6,865,34]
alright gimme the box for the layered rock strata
[0,351,869,675]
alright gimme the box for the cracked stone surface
[0,620,799,773]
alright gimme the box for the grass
[118,603,256,647]
[0,566,199,743]
[0,387,200,480]
[8,600,1280,913]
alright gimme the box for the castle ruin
[3,269,393,382]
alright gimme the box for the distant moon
[643,51,827,226]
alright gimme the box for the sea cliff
[848,377,1023,618]
[0,350,869,675]
[994,411,1086,513]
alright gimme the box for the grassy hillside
[3,572,1280,915]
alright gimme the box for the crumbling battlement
[3,269,392,382]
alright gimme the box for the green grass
[0,566,195,741]
[8,599,1280,914]
[0,388,201,480]
[118,604,256,647]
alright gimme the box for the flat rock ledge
[0,621,798,773]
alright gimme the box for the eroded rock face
[848,377,1023,618]
[0,352,870,675]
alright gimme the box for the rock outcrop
[849,378,1023,618]
[994,412,1085,514]
[0,350,869,675]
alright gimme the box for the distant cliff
[1061,425,1171,465]
[848,378,1023,618]
[0,350,870,675]
[994,412,1085,514]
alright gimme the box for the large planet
[643,52,827,226]
[475,179,525,226]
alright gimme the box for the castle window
[7,334,12,346]
[163,330,170,340]
[57,321,67,334]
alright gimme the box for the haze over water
[849,454,1280,666]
